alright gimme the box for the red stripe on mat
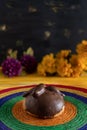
[0,84,87,94]
[0,85,33,94]
[52,84,87,93]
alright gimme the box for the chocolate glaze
[23,84,65,119]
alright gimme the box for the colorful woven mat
[0,84,87,130]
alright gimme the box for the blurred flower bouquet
[37,40,87,77]
[1,40,87,77]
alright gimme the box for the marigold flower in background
[56,58,72,77]
[55,50,72,77]
[76,40,87,54]
[37,63,46,76]
[56,50,71,59]
[76,40,87,72]
[70,54,84,77]
[37,53,56,76]
[70,54,85,69]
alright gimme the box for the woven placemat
[0,84,87,130]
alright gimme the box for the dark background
[0,0,87,63]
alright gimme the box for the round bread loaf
[23,84,65,119]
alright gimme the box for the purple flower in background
[20,55,37,73]
[1,58,22,77]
